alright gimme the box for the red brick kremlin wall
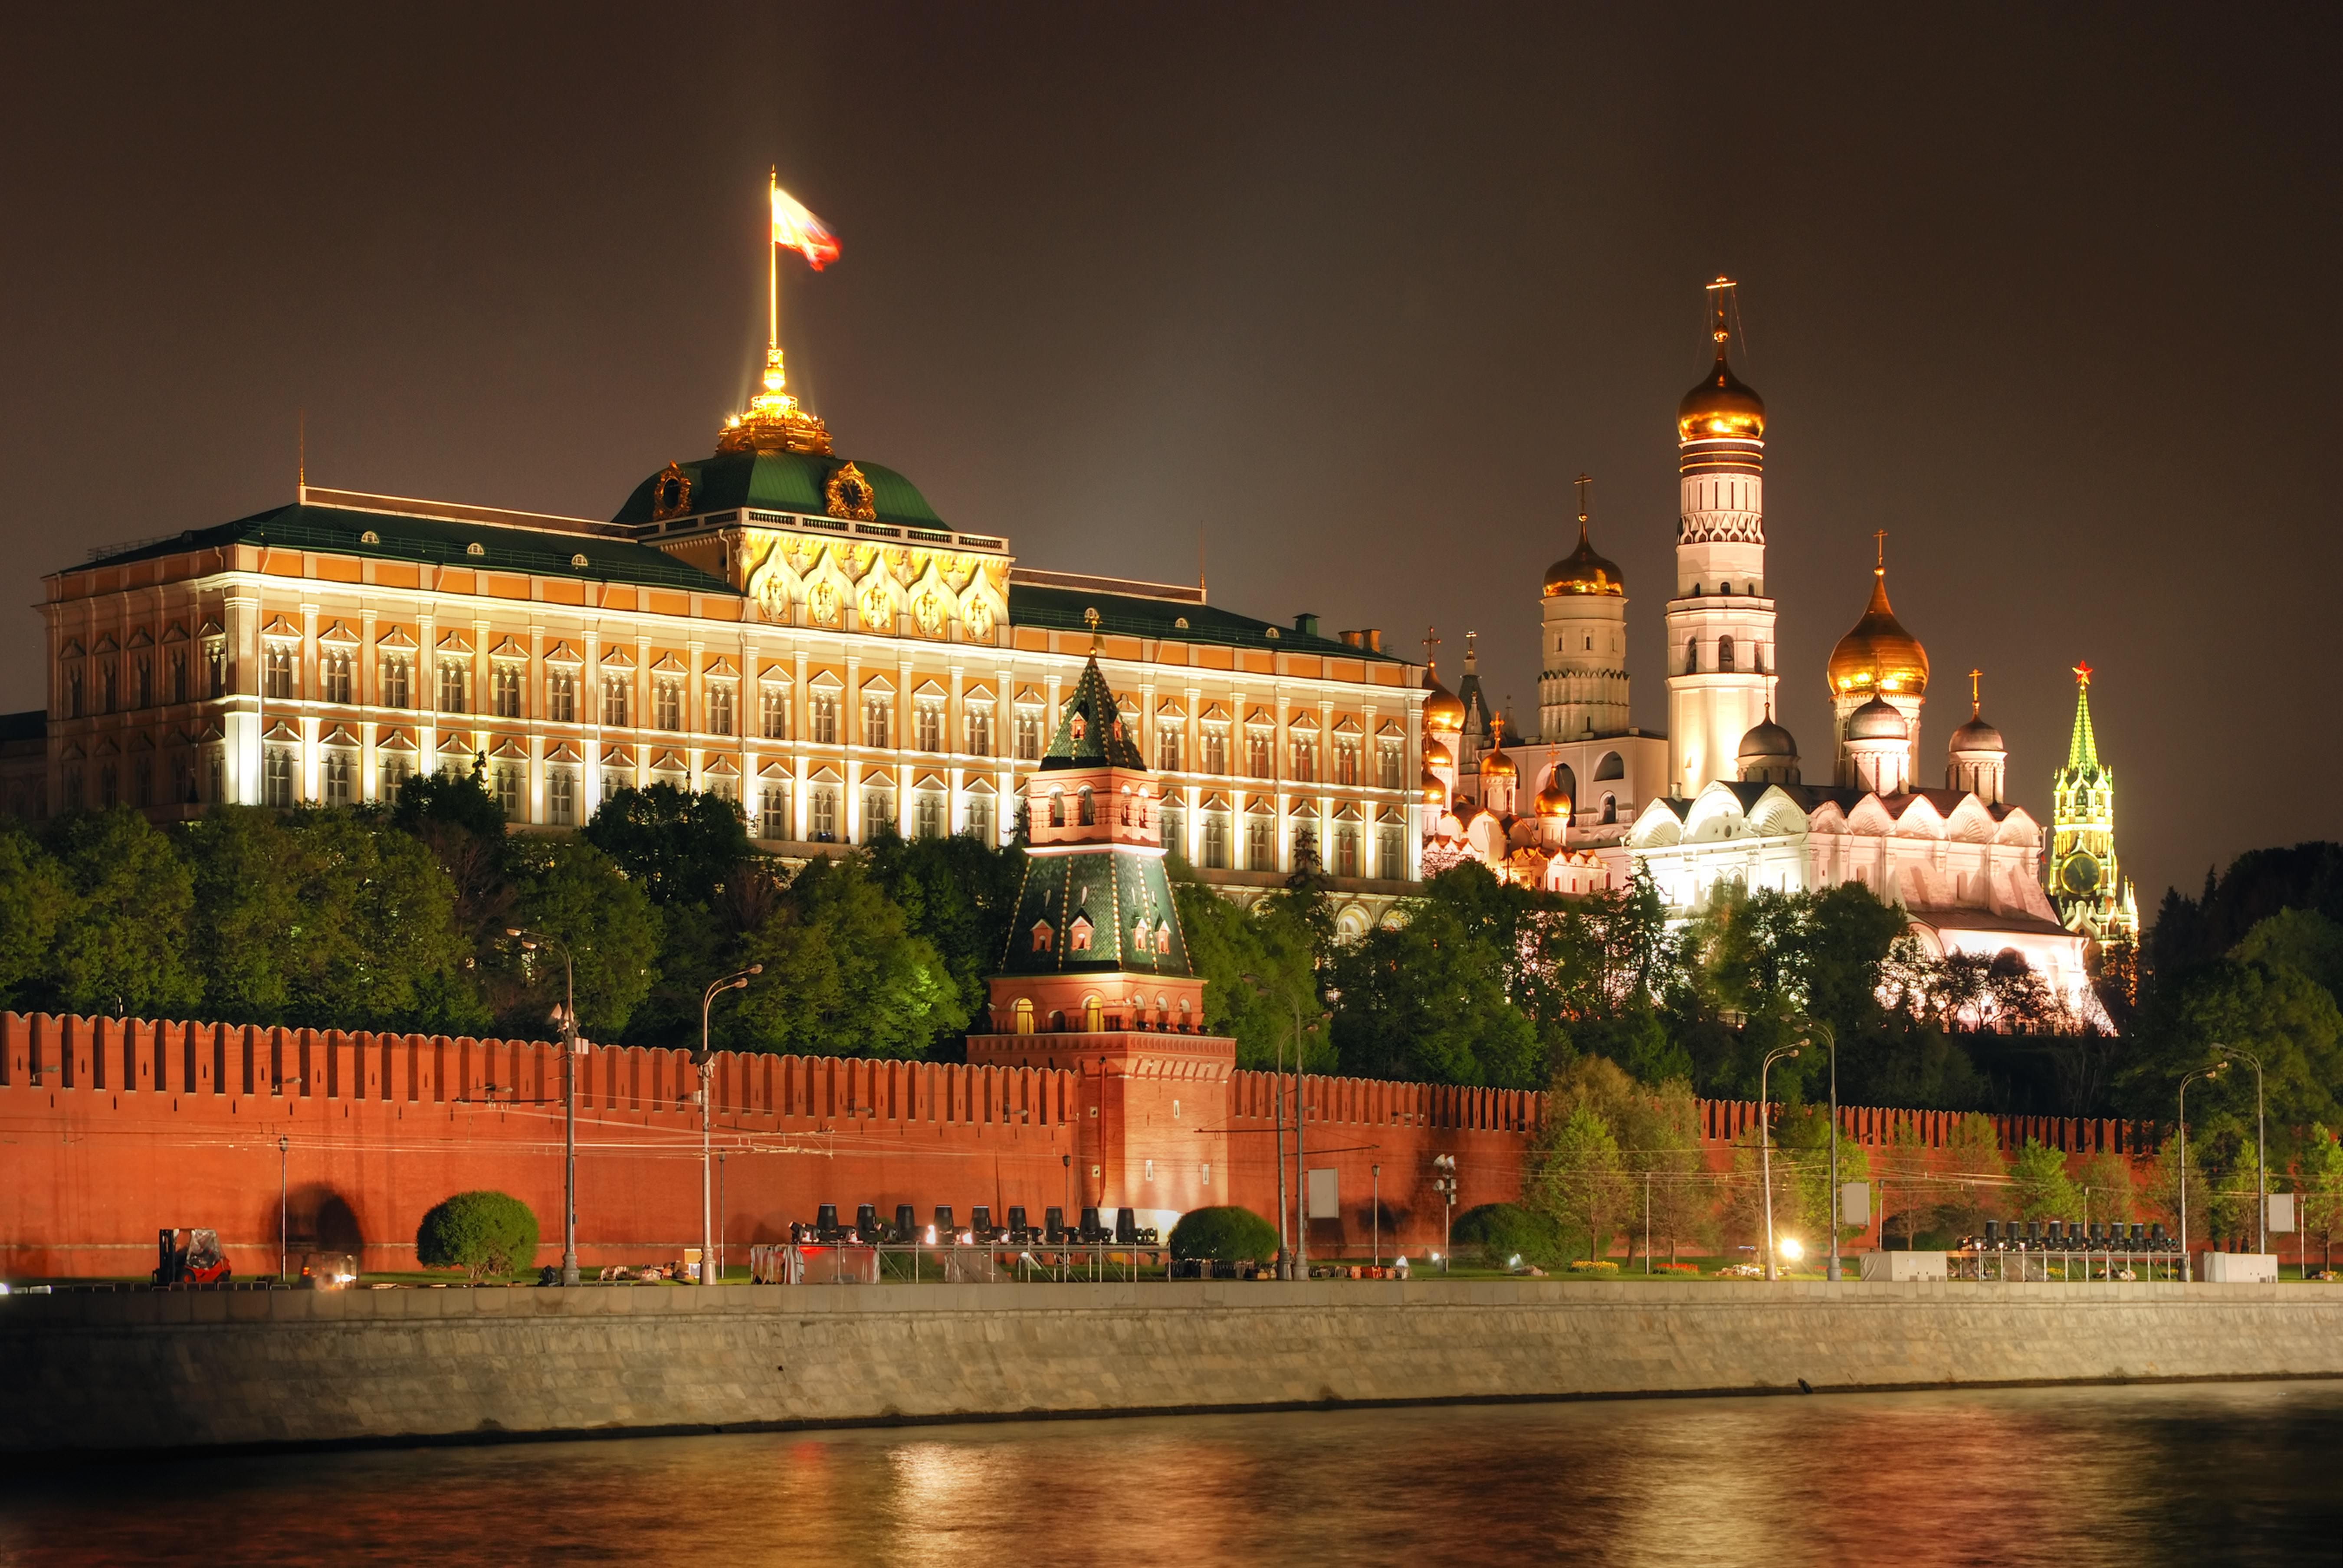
[0,1012,2159,1279]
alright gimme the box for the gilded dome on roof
[1535,776,1573,817]
[1543,517,1624,597]
[1424,664,1466,733]
[1828,566,1930,699]
[1421,768,1447,807]
[1424,737,1453,771]
[1678,342,1766,443]
[1480,744,1516,780]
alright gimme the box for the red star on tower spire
[2073,660,2093,687]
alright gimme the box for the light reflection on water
[1,1381,2336,1566]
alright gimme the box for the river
[2,1381,2335,1565]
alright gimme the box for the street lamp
[1759,1044,1801,1282]
[2179,1063,2222,1283]
[278,1135,290,1285]
[696,965,761,1286]
[1798,1019,1842,1283]
[508,926,581,1286]
[2217,1044,2268,1256]
[1372,1163,1382,1268]
[1246,970,1321,1275]
[1431,1154,1457,1272]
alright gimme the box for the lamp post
[1760,1044,1801,1282]
[2218,1044,2268,1255]
[2179,1064,2221,1283]
[697,965,761,1286]
[507,927,581,1285]
[1372,1163,1382,1268]
[1240,972,1291,1276]
[1802,1020,1841,1283]
[278,1135,290,1284]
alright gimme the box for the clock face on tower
[2061,851,2102,896]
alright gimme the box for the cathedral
[1426,280,2118,1026]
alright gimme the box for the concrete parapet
[3,1281,2339,1456]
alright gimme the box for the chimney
[1293,613,1319,638]
[1338,630,1363,648]
[1365,628,1382,653]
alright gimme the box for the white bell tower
[1665,278,1778,796]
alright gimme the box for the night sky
[4,7,2336,912]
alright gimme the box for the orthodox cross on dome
[1421,626,1441,666]
[1706,275,1739,345]
[1575,472,1592,526]
[1874,529,1887,574]
[1970,668,1983,718]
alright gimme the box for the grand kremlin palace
[16,340,1431,935]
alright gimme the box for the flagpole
[768,166,779,352]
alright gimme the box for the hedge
[1168,1205,1280,1263]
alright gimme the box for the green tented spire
[2066,661,2099,773]
[1040,651,1146,772]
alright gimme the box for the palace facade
[24,326,1426,937]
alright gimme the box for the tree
[2145,1132,2215,1242]
[502,837,663,1037]
[390,761,512,944]
[1938,1112,2007,1237]
[731,856,969,1058]
[0,823,67,1007]
[582,784,754,908]
[1168,1206,1279,1264]
[1175,869,1322,1072]
[1616,1077,1710,1263]
[415,1190,540,1282]
[1328,884,1540,1086]
[865,830,1026,1049]
[2075,1148,2137,1231]
[40,807,200,1018]
[1532,1102,1631,1263]
[2008,1138,2081,1223]
[2123,955,2343,1133]
[2297,1125,2343,1275]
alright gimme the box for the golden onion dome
[1543,518,1625,597]
[1828,567,1930,700]
[1424,736,1453,770]
[1423,665,1467,733]
[1421,768,1447,807]
[1677,339,1766,443]
[1535,776,1573,817]
[1480,744,1516,780]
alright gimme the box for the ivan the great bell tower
[1665,279,1779,796]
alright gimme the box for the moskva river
[3,1381,2336,1565]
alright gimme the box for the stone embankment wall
[3,1281,2337,1455]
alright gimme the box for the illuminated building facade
[30,280,1426,936]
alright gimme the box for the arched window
[1083,995,1103,1032]
[1718,635,1735,672]
[1601,793,1617,825]
[1684,637,1698,674]
[1077,787,1094,826]
[1013,998,1034,1036]
[1049,791,1065,827]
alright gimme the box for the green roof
[1040,655,1148,772]
[1008,584,1406,662]
[610,450,944,529]
[73,504,730,592]
[998,847,1194,978]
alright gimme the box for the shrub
[1453,1202,1566,1266]
[416,1190,541,1282]
[1168,1205,1280,1263]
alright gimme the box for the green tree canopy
[582,783,753,908]
[731,856,968,1058]
[502,837,663,1037]
[0,823,67,1007]
[41,808,199,1017]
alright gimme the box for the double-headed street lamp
[1240,974,1329,1278]
[2215,1043,2268,1255]
[2178,1063,2222,1283]
[507,926,582,1286]
[696,965,761,1286]
[1760,1044,1801,1282]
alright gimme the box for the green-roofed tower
[2047,660,2138,948]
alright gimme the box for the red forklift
[152,1228,232,1287]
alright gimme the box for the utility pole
[1760,1045,1802,1282]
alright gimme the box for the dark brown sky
[3,5,2336,911]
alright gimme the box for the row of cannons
[784,1202,1163,1249]
[1951,1219,2184,1282]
